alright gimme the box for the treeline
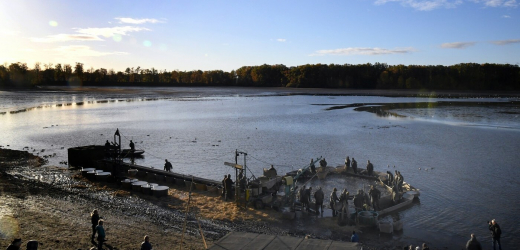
[1,62,519,90]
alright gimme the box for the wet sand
[0,149,422,250]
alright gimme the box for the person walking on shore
[164,159,172,172]
[140,235,153,250]
[489,219,502,250]
[466,233,482,250]
[95,220,106,250]
[90,209,100,241]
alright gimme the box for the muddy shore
[0,149,420,249]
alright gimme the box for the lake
[1,87,519,248]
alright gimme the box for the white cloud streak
[491,39,520,45]
[115,17,164,24]
[471,0,518,7]
[502,15,511,18]
[440,42,477,49]
[312,47,416,56]
[276,38,286,42]
[374,0,463,11]
[50,45,128,57]
[31,34,103,43]
[75,26,150,37]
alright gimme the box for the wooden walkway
[209,232,359,250]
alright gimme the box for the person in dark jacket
[386,170,394,186]
[6,238,22,250]
[314,187,324,214]
[344,156,351,171]
[466,233,482,250]
[140,235,153,250]
[422,243,430,250]
[302,187,312,212]
[330,188,339,217]
[368,185,381,211]
[129,140,135,151]
[221,175,227,198]
[366,160,374,176]
[488,219,502,250]
[95,220,105,250]
[350,231,359,242]
[338,189,349,217]
[91,209,100,241]
[164,159,172,172]
[225,174,234,200]
[351,158,358,174]
[309,159,316,174]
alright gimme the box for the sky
[0,0,519,72]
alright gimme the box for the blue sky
[0,0,519,72]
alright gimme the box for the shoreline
[0,149,417,250]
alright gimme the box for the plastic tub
[96,172,111,181]
[152,186,169,197]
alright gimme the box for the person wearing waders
[339,189,349,221]
[369,185,381,211]
[488,219,502,250]
[329,188,339,217]
[314,187,324,214]
[95,220,106,250]
[225,174,234,200]
[90,209,100,241]
[366,160,374,176]
[351,158,358,174]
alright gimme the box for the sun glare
[143,40,152,47]
[49,21,58,27]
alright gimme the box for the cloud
[312,47,416,56]
[374,0,463,11]
[75,26,150,37]
[50,45,128,57]
[469,0,518,7]
[115,18,164,24]
[502,15,511,18]
[490,39,520,45]
[440,42,476,49]
[0,30,20,36]
[276,38,286,42]
[31,34,103,43]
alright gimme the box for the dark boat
[120,149,145,157]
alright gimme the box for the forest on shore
[1,62,519,90]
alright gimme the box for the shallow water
[1,87,519,248]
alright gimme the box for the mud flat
[1,149,418,250]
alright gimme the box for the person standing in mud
[339,189,349,218]
[329,188,339,217]
[140,235,152,250]
[90,209,100,241]
[164,159,172,172]
[95,219,106,250]
[351,158,358,174]
[225,174,234,200]
[344,156,351,171]
[314,187,324,214]
[366,160,374,176]
[369,185,381,211]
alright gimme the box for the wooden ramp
[209,232,359,250]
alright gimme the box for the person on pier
[344,156,351,172]
[164,159,172,172]
[351,158,358,174]
[329,188,339,217]
[129,140,135,151]
[366,160,374,176]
